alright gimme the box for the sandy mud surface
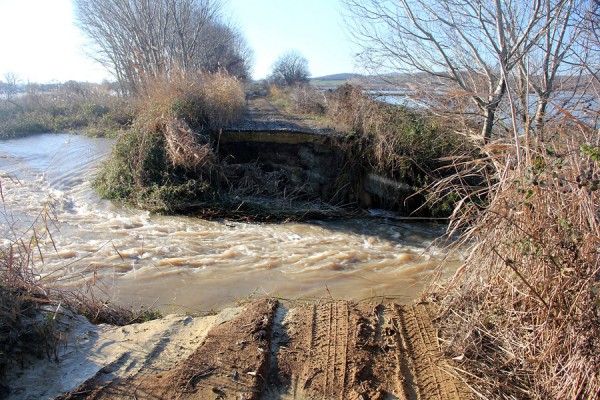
[6,300,471,400]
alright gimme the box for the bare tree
[2,72,21,102]
[508,0,598,138]
[74,0,252,94]
[575,0,600,86]
[194,22,254,80]
[268,50,310,87]
[343,0,571,143]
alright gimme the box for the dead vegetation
[0,202,160,383]
[94,71,245,212]
[434,126,600,398]
[97,78,362,219]
[277,83,477,215]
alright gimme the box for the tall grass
[0,85,133,138]
[436,126,599,398]
[95,71,245,212]
[284,83,477,215]
[326,84,470,178]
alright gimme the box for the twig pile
[163,116,214,171]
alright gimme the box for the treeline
[74,0,252,95]
[1,0,252,137]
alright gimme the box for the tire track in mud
[394,303,468,400]
[322,301,349,398]
[273,301,471,400]
[59,300,472,400]
[280,301,352,399]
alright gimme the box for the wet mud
[58,299,472,400]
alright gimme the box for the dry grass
[0,202,160,379]
[435,127,600,398]
[95,71,245,211]
[289,85,327,114]
[136,71,244,171]
[163,117,216,172]
[137,70,245,132]
[325,84,476,215]
[326,84,473,177]
[326,83,379,134]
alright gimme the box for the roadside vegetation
[0,81,133,138]
[94,71,245,213]
[0,209,160,384]
[438,126,599,399]
[271,83,477,216]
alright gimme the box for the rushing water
[0,133,457,312]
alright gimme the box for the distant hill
[310,73,364,81]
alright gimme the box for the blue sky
[229,0,360,79]
[0,0,360,83]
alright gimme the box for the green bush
[95,127,216,212]
[95,71,245,212]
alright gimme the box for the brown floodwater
[0,133,458,312]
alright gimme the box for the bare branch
[74,0,252,94]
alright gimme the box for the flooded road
[0,133,457,312]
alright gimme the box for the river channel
[0,133,457,312]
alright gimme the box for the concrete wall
[215,130,351,203]
[214,129,412,210]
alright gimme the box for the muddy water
[0,133,457,312]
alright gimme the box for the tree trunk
[481,105,497,143]
[534,98,548,140]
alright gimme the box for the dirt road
[57,299,471,400]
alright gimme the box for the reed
[435,125,600,398]
[0,200,160,379]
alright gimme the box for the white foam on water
[1,133,460,311]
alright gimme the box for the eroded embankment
[41,299,472,400]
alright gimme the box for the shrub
[94,123,218,212]
[289,85,327,115]
[95,71,245,212]
[324,84,477,215]
[436,131,600,398]
[268,84,292,109]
